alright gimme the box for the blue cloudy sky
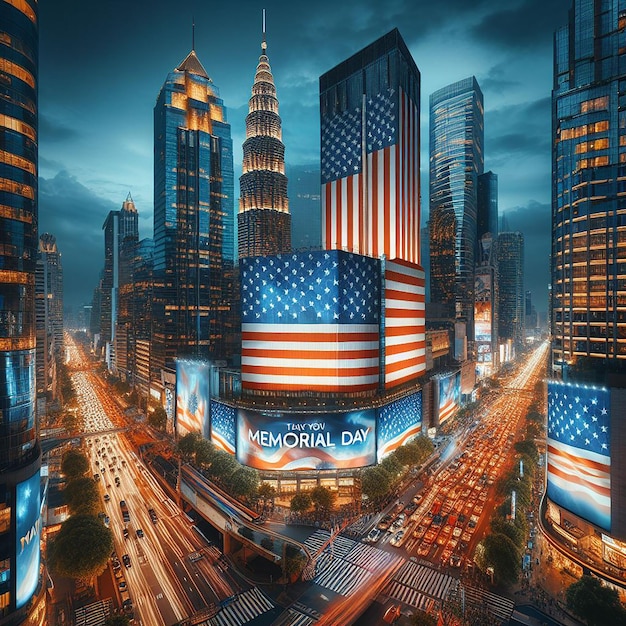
[38,0,569,311]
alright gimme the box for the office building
[477,171,498,242]
[545,0,626,565]
[35,234,63,409]
[0,0,44,622]
[152,47,235,383]
[497,231,524,357]
[429,77,484,333]
[238,26,291,258]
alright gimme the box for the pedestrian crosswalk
[303,530,404,596]
[463,584,515,622]
[74,599,112,626]
[383,560,458,612]
[209,588,275,626]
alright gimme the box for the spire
[176,49,211,80]
[261,8,267,53]
[126,191,133,203]
[192,17,195,51]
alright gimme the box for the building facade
[35,234,63,409]
[0,0,43,622]
[545,0,626,568]
[152,49,235,382]
[477,170,498,243]
[497,231,524,358]
[429,77,484,333]
[238,30,290,258]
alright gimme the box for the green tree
[283,544,307,580]
[61,449,89,481]
[566,575,626,626]
[148,405,167,431]
[177,432,202,461]
[195,439,216,466]
[290,492,312,513]
[206,450,238,481]
[64,477,101,517]
[104,617,131,626]
[62,411,81,434]
[514,440,539,465]
[380,453,402,477]
[310,486,336,513]
[48,515,114,580]
[228,467,259,498]
[490,517,525,550]
[361,466,392,501]
[257,482,277,503]
[482,532,521,585]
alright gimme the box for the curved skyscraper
[238,26,290,259]
[0,1,43,622]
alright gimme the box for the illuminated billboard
[16,469,41,609]
[210,401,236,455]
[176,360,210,439]
[547,381,611,531]
[437,371,460,424]
[236,408,376,470]
[377,392,422,462]
[474,301,492,343]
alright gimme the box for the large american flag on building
[547,381,611,531]
[321,87,419,265]
[241,250,381,392]
[384,259,425,386]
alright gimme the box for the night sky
[38,0,569,312]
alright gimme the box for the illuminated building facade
[545,0,626,575]
[238,28,291,258]
[152,48,235,380]
[35,234,63,408]
[0,0,43,622]
[429,77,484,332]
[497,231,524,357]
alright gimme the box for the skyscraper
[429,77,484,331]
[545,0,626,554]
[35,234,63,410]
[0,0,42,621]
[497,231,524,356]
[477,171,498,242]
[238,23,290,259]
[152,47,235,380]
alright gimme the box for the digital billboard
[176,360,210,439]
[236,408,376,470]
[16,469,41,609]
[437,371,460,424]
[377,392,422,462]
[547,381,611,531]
[474,301,492,343]
[210,401,236,455]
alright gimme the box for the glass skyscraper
[477,170,498,243]
[497,231,524,355]
[238,28,291,259]
[0,0,42,621]
[429,77,484,330]
[152,48,235,379]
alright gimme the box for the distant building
[474,233,498,376]
[151,47,236,384]
[429,77,484,335]
[35,234,64,409]
[238,27,291,258]
[477,171,498,243]
[497,232,524,359]
[288,164,321,250]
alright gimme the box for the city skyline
[38,1,567,310]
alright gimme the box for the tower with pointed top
[152,47,235,377]
[238,19,291,259]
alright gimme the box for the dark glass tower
[429,77,484,329]
[477,171,498,242]
[152,48,235,378]
[497,231,524,355]
[238,26,290,259]
[0,0,42,622]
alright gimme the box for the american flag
[384,259,425,386]
[210,401,236,455]
[176,360,210,438]
[241,250,381,392]
[437,372,460,424]
[377,391,422,461]
[547,382,611,531]
[321,87,419,264]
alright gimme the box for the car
[148,509,158,523]
[118,580,127,592]
[123,528,129,539]
[120,500,126,508]
[390,530,405,546]
[365,528,381,543]
[122,599,133,613]
[123,512,130,523]
[115,477,121,486]
[104,494,110,502]
[122,554,131,568]
[93,473,100,481]
[452,526,462,538]
[377,515,393,530]
[136,528,144,538]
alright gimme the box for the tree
[177,432,202,461]
[514,440,539,465]
[105,617,131,626]
[148,405,167,431]
[64,477,101,516]
[361,466,392,501]
[482,532,521,585]
[62,411,81,434]
[229,467,259,498]
[48,515,114,580]
[380,453,402,477]
[61,449,89,481]
[490,518,525,551]
[290,492,312,513]
[283,544,307,580]
[566,575,626,626]
[310,486,336,513]
[206,450,238,482]
[195,439,216,466]
[258,482,277,503]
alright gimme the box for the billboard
[16,469,41,609]
[236,408,376,470]
[546,381,611,531]
[176,360,210,439]
[437,371,460,424]
[474,300,492,343]
[377,392,422,462]
[210,401,236,455]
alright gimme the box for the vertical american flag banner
[377,391,422,462]
[383,259,426,386]
[547,381,611,531]
[435,371,460,425]
[321,88,419,265]
[210,400,236,455]
[175,359,210,439]
[241,250,381,392]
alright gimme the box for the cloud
[39,115,79,143]
[39,171,117,309]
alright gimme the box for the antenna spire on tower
[262,8,267,52]
[192,17,195,51]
